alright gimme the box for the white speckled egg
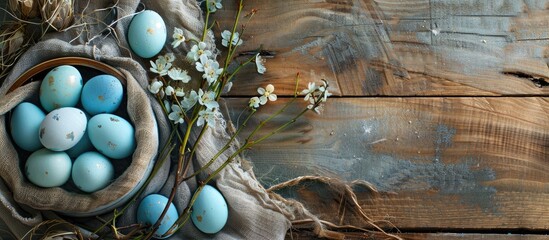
[87,114,135,159]
[191,185,228,234]
[72,151,114,193]
[127,10,166,58]
[39,107,87,151]
[137,194,178,238]
[10,102,45,151]
[81,75,123,115]
[25,148,72,188]
[39,65,83,112]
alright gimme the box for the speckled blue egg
[72,151,114,193]
[10,102,45,151]
[25,148,72,188]
[127,10,167,58]
[191,185,228,234]
[39,65,83,112]
[81,75,123,115]
[65,130,94,158]
[137,194,178,238]
[39,107,87,151]
[87,114,135,159]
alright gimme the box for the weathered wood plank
[225,97,549,230]
[400,233,549,240]
[216,0,549,96]
[287,232,549,240]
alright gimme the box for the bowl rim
[8,57,126,93]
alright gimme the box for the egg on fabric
[137,194,178,239]
[39,65,83,112]
[191,185,228,234]
[10,102,45,151]
[87,113,135,159]
[72,151,114,193]
[39,107,87,151]
[127,10,167,58]
[81,75,123,115]
[25,148,72,188]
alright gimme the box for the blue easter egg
[128,10,167,58]
[81,75,123,115]
[25,148,72,188]
[39,65,83,112]
[10,102,45,151]
[87,114,135,159]
[191,185,228,234]
[72,151,114,193]
[137,194,178,238]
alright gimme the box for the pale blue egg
[72,151,114,193]
[87,114,135,159]
[127,10,167,58]
[81,75,123,115]
[137,194,178,238]
[39,107,87,151]
[10,102,45,151]
[39,65,83,112]
[25,148,72,188]
[191,185,228,234]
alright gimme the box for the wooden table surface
[216,1,549,239]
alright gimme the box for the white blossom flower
[168,105,185,124]
[163,53,176,63]
[203,61,223,85]
[221,30,243,47]
[318,80,331,102]
[168,67,191,83]
[197,108,224,128]
[195,54,213,73]
[187,42,212,62]
[207,0,223,13]
[257,84,277,105]
[301,82,316,101]
[249,97,260,108]
[150,58,171,76]
[181,90,198,110]
[175,87,185,97]
[165,85,175,96]
[198,89,219,110]
[148,80,163,94]
[255,54,266,74]
[172,27,185,48]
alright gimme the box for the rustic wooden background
[217,0,549,239]
[0,0,547,239]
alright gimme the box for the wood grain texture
[216,0,549,96]
[225,97,549,230]
[287,232,549,240]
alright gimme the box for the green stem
[253,108,309,145]
[182,108,256,182]
[148,114,198,237]
[202,0,211,42]
[246,97,296,142]
[222,0,244,73]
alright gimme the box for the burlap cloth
[0,0,328,239]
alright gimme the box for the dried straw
[39,0,74,32]
[0,22,27,79]
[8,0,40,20]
